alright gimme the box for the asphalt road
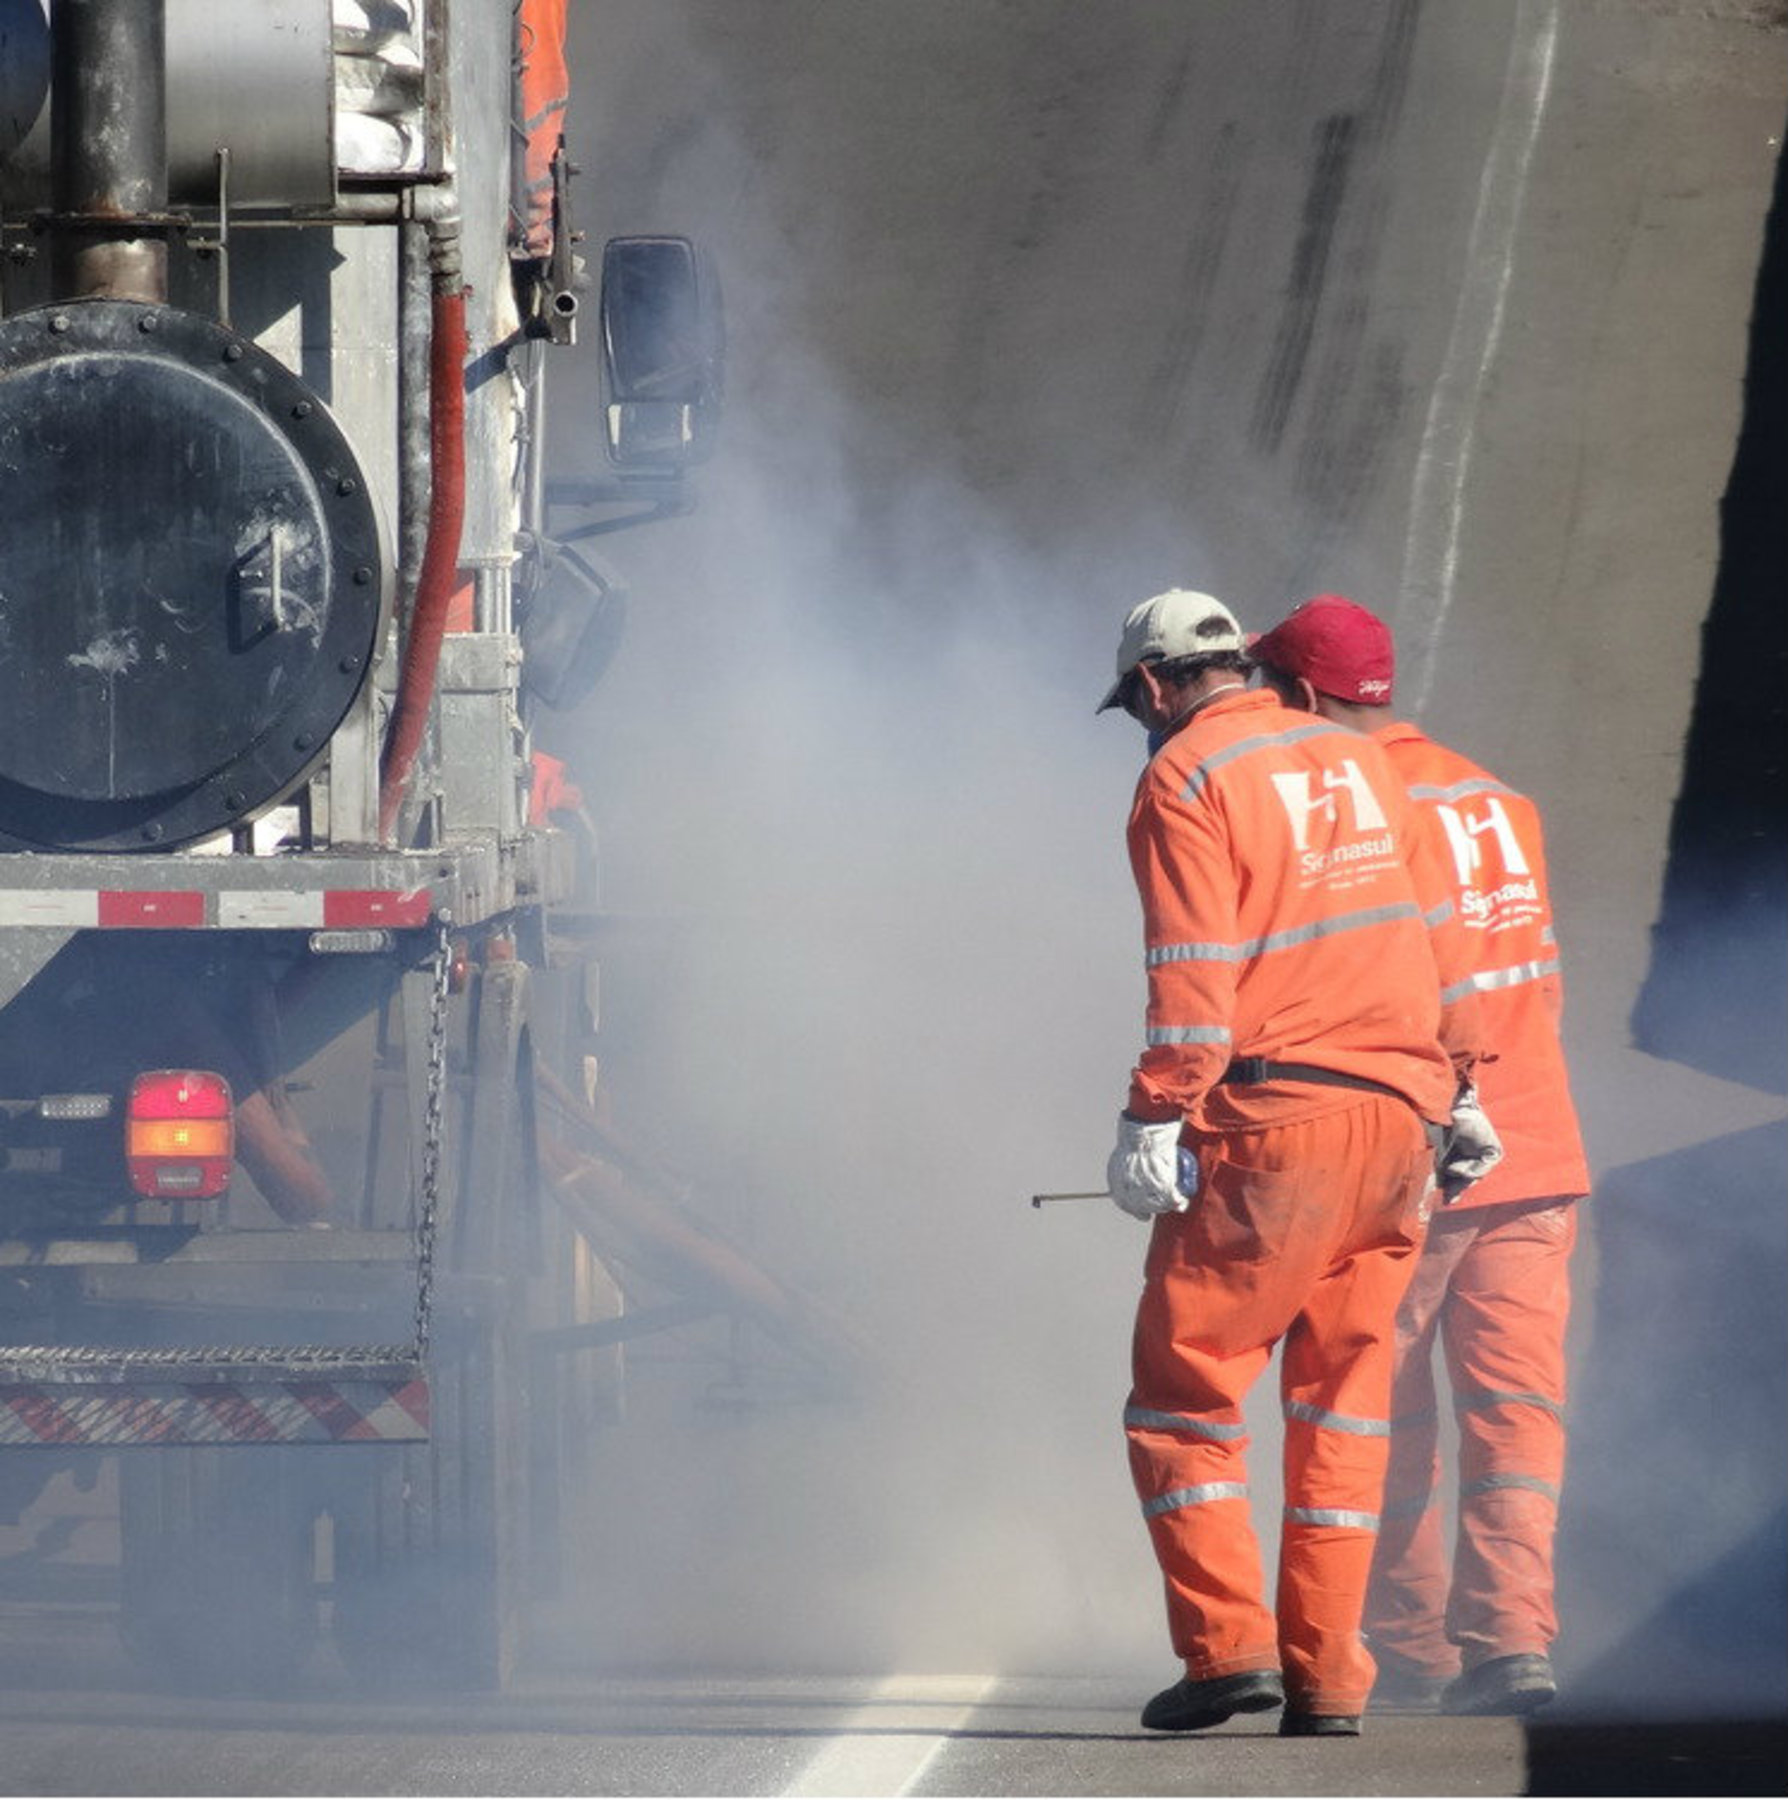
[0,1607,1526,1797]
[4,2,1786,1794]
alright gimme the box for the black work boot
[1140,1668,1285,1731]
[1369,1645,1453,1714]
[1280,1709,1362,1736]
[1442,1652,1557,1716]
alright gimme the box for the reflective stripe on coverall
[1364,724,1589,1677]
[1376,724,1589,1211]
[1128,1095,1432,1713]
[1126,693,1479,1135]
[1366,1197,1577,1671]
[1121,687,1483,1715]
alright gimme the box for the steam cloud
[538,0,1788,1720]
[540,5,1201,1682]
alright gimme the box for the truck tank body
[0,0,771,1693]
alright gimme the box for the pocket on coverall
[1190,1151,1306,1266]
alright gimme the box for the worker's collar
[1370,717,1423,746]
[1146,679,1250,754]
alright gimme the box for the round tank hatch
[0,299,387,851]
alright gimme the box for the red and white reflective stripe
[0,889,106,927]
[324,889,433,928]
[0,889,432,930]
[99,891,208,928]
[0,1377,431,1445]
[215,891,323,929]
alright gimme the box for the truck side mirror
[598,235,723,474]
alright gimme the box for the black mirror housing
[598,236,724,473]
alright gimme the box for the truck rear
[0,0,734,1688]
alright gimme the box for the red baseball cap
[1250,594,1395,704]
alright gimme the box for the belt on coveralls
[1218,1058,1445,1150]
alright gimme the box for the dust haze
[537,4,1216,1681]
[531,0,1788,1716]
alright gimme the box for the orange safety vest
[1373,723,1590,1206]
[1126,687,1479,1132]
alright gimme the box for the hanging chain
[410,922,451,1363]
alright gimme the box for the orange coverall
[1364,723,1590,1679]
[1122,687,1480,1716]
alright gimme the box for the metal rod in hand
[1030,1190,1108,1207]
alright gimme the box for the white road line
[1398,0,1560,713]
[781,1674,999,1798]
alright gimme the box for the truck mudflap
[0,1350,428,1447]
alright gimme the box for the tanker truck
[0,0,824,1690]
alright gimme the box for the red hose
[378,281,468,842]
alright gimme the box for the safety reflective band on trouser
[1285,1506,1380,1530]
[1142,1481,1249,1520]
[1455,1385,1565,1421]
[1459,1473,1560,1504]
[1283,1398,1391,1437]
[1125,1405,1248,1442]
[1380,1490,1438,1522]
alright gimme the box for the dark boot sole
[1281,1710,1362,1737]
[1443,1654,1558,1717]
[1445,1683,1556,1717]
[1141,1673,1285,1732]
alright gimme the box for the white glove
[1106,1114,1192,1220]
[1439,1086,1503,1201]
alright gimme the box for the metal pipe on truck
[51,0,168,303]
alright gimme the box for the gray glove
[1106,1114,1193,1220]
[1439,1086,1503,1202]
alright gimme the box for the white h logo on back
[1436,796,1530,886]
[1271,759,1389,851]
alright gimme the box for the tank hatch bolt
[48,314,69,334]
[222,343,243,363]
[352,567,373,586]
[138,313,158,333]
[140,822,163,842]
[339,655,361,674]
[224,791,246,811]
[294,732,314,751]
[336,476,358,497]
[291,400,313,420]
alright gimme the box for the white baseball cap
[1097,589,1246,712]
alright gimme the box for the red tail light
[126,1071,234,1199]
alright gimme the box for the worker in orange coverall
[1251,594,1590,1719]
[1099,589,1499,1738]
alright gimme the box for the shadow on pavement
[1554,1119,1787,1720]
[1525,1717,1787,1797]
